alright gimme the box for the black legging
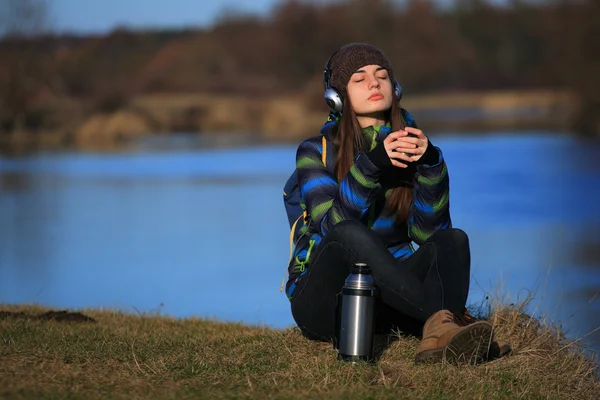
[290,220,471,341]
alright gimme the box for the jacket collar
[320,113,392,150]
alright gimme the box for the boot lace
[462,309,479,324]
[441,309,480,326]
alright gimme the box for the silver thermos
[335,263,378,362]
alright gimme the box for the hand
[387,127,429,163]
[383,130,413,168]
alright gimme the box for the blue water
[1,131,599,356]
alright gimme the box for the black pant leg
[373,227,471,321]
[380,228,472,332]
[419,228,471,313]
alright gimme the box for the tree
[544,0,600,136]
[0,0,52,133]
[0,0,50,38]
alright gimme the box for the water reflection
[0,171,35,192]
[0,132,599,358]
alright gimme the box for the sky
[47,0,515,35]
[50,0,284,34]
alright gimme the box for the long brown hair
[334,96,413,225]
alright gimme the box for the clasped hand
[383,127,429,168]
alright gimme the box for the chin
[355,103,391,115]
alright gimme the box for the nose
[368,74,380,90]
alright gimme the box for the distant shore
[0,89,579,155]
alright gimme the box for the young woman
[284,43,510,363]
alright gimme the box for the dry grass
[1,301,598,400]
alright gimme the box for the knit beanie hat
[329,43,394,97]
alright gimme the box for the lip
[368,93,384,100]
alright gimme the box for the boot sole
[415,321,494,365]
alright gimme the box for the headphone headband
[323,50,337,91]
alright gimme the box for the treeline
[0,0,598,134]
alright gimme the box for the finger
[404,127,423,136]
[388,130,408,140]
[390,151,413,163]
[394,139,417,148]
[391,159,407,168]
[385,132,410,145]
[396,147,418,155]
[384,134,399,145]
[395,137,420,145]
[385,141,406,153]
[394,141,416,150]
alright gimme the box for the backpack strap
[321,135,327,165]
[280,136,329,293]
[288,211,307,259]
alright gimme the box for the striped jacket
[285,110,451,299]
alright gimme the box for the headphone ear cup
[394,81,403,101]
[324,88,344,114]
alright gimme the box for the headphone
[323,51,403,114]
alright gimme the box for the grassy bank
[0,303,598,399]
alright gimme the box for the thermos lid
[351,263,371,274]
[345,262,376,290]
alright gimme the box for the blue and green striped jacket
[285,110,451,299]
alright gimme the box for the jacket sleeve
[296,138,385,237]
[408,146,452,245]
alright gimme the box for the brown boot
[488,339,512,359]
[461,309,512,360]
[415,310,494,364]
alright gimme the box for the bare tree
[0,0,52,134]
[0,0,50,38]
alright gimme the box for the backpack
[280,135,328,292]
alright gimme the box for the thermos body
[337,286,377,361]
[336,263,378,362]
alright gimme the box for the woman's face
[346,64,393,117]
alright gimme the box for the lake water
[1,131,599,357]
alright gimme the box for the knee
[429,228,470,252]
[450,228,469,250]
[428,228,471,275]
[320,220,382,256]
